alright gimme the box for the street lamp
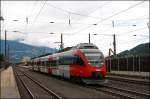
[88,33,91,43]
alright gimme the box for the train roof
[31,52,53,59]
[56,47,73,53]
[74,43,98,49]
[31,43,99,60]
[31,47,73,59]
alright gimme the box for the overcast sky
[1,1,149,56]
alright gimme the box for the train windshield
[84,52,104,67]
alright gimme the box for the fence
[105,56,150,72]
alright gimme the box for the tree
[0,54,4,62]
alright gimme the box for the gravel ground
[17,67,117,98]
[21,76,54,98]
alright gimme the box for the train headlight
[88,62,91,65]
[100,62,104,65]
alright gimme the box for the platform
[0,66,20,98]
[109,70,150,77]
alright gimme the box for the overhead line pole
[4,30,7,68]
[112,20,116,56]
[0,27,1,54]
[0,16,4,54]
[113,34,116,56]
[5,30,7,58]
[147,22,150,56]
[89,33,91,43]
[60,33,64,50]
[7,44,9,64]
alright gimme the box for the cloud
[1,1,149,56]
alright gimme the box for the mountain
[118,42,150,57]
[0,40,57,63]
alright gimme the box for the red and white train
[30,43,107,84]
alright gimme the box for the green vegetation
[0,54,4,62]
[118,42,150,57]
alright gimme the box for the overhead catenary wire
[25,0,40,33]
[4,15,147,27]
[47,1,110,34]
[2,1,148,46]
[64,0,146,38]
[28,0,47,31]
[117,27,148,36]
[28,0,39,17]
[117,38,149,45]
[47,2,109,19]
[61,16,148,36]
[112,17,149,22]
[91,34,148,48]
[91,27,148,43]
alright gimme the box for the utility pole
[147,22,150,56]
[7,44,9,64]
[0,16,4,54]
[60,33,64,50]
[112,20,116,56]
[4,30,7,68]
[0,28,1,54]
[113,34,116,56]
[5,30,7,58]
[89,33,91,43]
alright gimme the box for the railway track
[13,67,64,99]
[16,66,149,99]
[107,75,150,86]
[86,84,150,99]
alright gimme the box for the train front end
[75,43,107,84]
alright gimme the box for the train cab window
[75,56,85,66]
[83,52,104,67]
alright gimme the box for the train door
[40,61,45,73]
[45,61,49,73]
[51,56,60,76]
[58,55,72,78]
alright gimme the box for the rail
[86,84,150,99]
[13,67,64,99]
